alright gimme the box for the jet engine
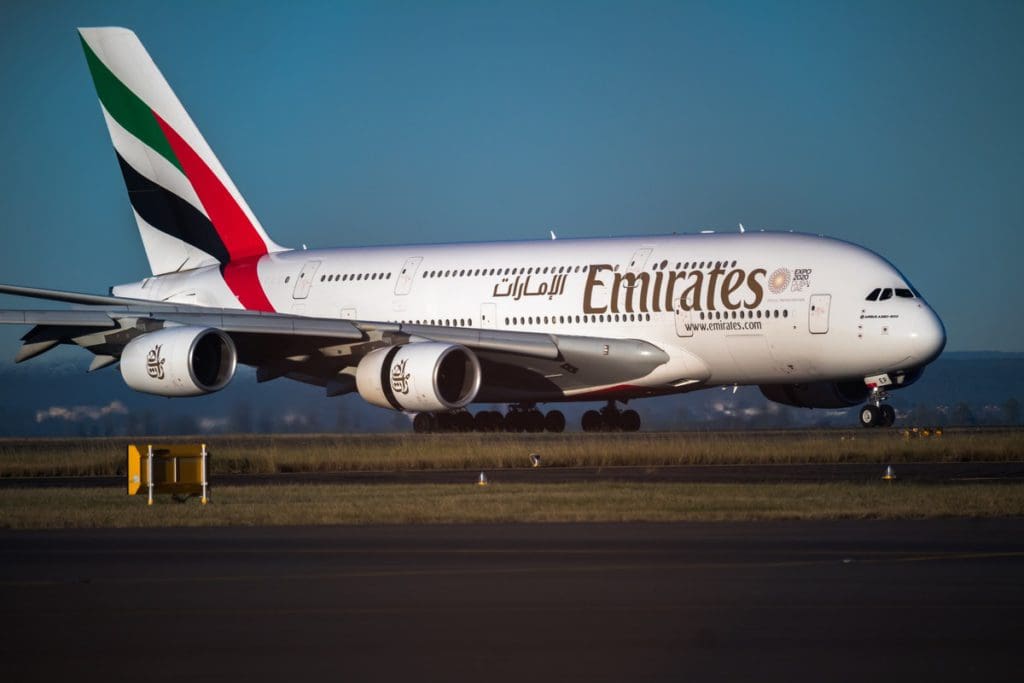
[120,326,237,397]
[759,381,869,409]
[355,342,481,412]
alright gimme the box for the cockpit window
[879,288,893,300]
[866,288,881,301]
[895,288,914,298]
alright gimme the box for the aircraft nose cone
[911,305,946,365]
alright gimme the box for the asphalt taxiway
[2,520,1022,682]
[3,460,1024,489]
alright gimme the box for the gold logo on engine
[391,358,411,395]
[146,345,166,380]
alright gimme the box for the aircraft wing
[0,285,673,397]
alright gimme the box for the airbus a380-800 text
[0,28,946,432]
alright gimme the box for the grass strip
[2,482,1023,529]
[0,429,1020,478]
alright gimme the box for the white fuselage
[113,231,946,401]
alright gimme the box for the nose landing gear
[859,388,896,428]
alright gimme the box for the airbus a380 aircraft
[0,28,945,432]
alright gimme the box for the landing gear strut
[581,401,641,432]
[859,387,896,428]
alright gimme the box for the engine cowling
[355,342,481,412]
[759,381,869,409]
[120,326,237,397]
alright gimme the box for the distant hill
[0,351,1020,435]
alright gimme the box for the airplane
[0,27,946,433]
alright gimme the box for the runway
[3,460,1024,489]
[2,520,1022,682]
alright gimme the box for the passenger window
[866,288,880,301]
[880,288,893,300]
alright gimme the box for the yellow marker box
[127,443,209,504]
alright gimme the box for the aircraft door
[627,247,653,273]
[809,294,831,334]
[480,303,497,329]
[674,302,694,337]
[394,256,423,296]
[292,260,321,299]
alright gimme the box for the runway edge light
[883,465,896,481]
[478,472,489,486]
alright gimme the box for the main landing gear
[581,401,641,433]
[411,401,645,433]
[859,387,896,428]
[412,405,566,433]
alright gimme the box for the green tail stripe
[80,36,183,174]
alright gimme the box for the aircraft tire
[474,411,494,432]
[879,404,896,427]
[859,405,881,428]
[453,411,473,432]
[413,413,435,433]
[544,410,566,433]
[505,411,523,433]
[581,410,601,432]
[526,410,545,433]
[620,409,641,432]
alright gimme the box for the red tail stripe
[223,259,275,312]
[153,112,267,261]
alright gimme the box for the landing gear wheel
[544,410,566,433]
[859,405,881,428]
[598,402,622,431]
[582,410,601,432]
[619,409,641,432]
[879,404,896,427]
[454,411,474,432]
[413,413,435,433]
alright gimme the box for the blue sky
[0,0,1021,354]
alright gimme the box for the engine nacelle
[355,342,481,412]
[120,326,237,397]
[759,381,869,409]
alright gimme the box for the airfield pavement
[3,460,1024,489]
[2,519,1022,682]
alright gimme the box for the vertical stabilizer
[78,27,287,276]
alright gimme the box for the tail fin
[78,27,287,276]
